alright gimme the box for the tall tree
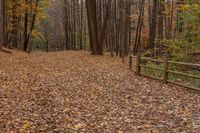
[134,0,145,55]
[0,0,6,51]
[86,0,101,55]
[149,0,158,51]
[86,0,111,55]
[23,0,40,52]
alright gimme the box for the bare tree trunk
[23,0,39,52]
[0,0,6,51]
[10,0,18,48]
[134,0,145,55]
[86,0,101,55]
[86,0,111,55]
[149,0,158,57]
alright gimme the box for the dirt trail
[0,51,200,132]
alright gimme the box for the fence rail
[129,54,200,91]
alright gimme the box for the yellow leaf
[74,123,85,130]
[23,120,31,130]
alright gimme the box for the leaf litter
[0,51,200,132]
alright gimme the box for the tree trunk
[86,0,100,55]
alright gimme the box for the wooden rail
[129,54,200,91]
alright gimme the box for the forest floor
[0,50,200,133]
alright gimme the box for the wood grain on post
[129,55,133,70]
[163,54,168,83]
[136,52,141,75]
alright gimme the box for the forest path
[0,51,200,132]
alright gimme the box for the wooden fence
[129,53,200,91]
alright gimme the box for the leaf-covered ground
[0,51,200,133]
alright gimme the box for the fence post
[129,55,133,70]
[136,52,141,75]
[163,53,168,83]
